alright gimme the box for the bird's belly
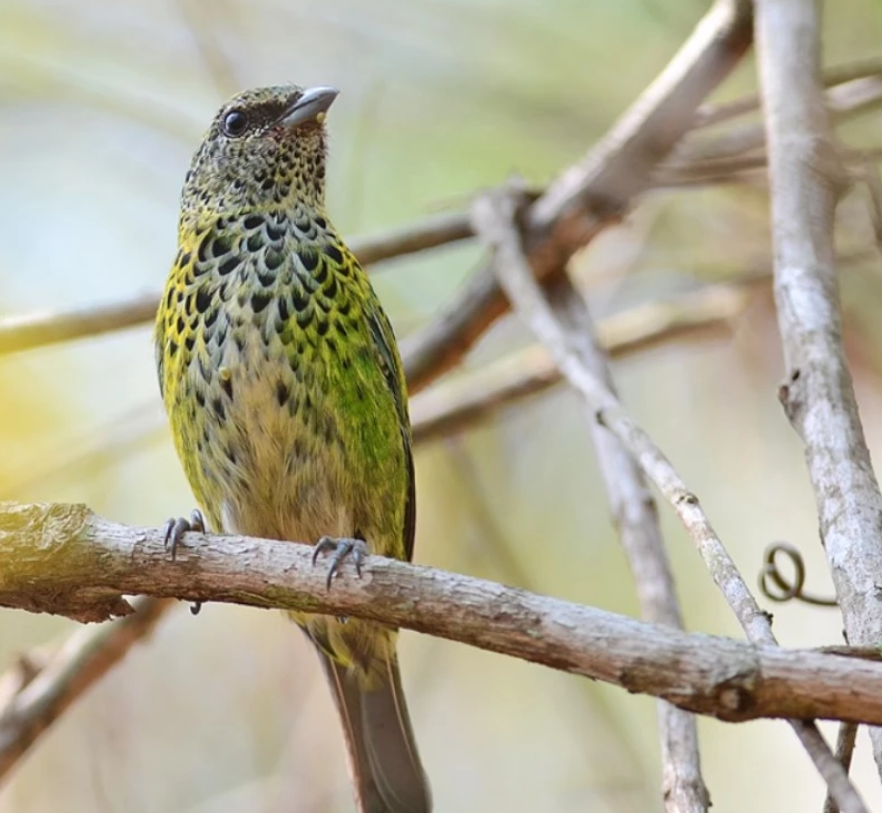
[187,332,352,544]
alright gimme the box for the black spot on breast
[314,216,327,230]
[292,288,310,312]
[234,333,246,353]
[176,316,185,335]
[296,309,313,329]
[212,397,226,421]
[168,339,178,357]
[335,320,347,337]
[195,390,206,408]
[225,447,237,465]
[265,248,284,271]
[299,250,319,272]
[204,308,218,329]
[178,250,191,268]
[247,233,265,252]
[244,215,263,230]
[317,319,330,337]
[195,289,211,314]
[221,376,233,400]
[251,292,271,314]
[276,381,290,406]
[184,335,195,353]
[165,287,174,308]
[338,299,351,317]
[277,297,290,322]
[197,233,212,262]
[267,224,285,242]
[257,271,275,287]
[212,233,236,258]
[323,244,344,264]
[218,256,240,276]
[313,258,329,285]
[326,338,337,355]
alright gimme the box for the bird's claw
[163,508,206,615]
[163,509,206,561]
[312,536,368,590]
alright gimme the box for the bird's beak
[280,86,339,128]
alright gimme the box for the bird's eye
[222,110,248,137]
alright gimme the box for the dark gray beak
[281,86,339,127]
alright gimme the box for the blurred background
[3,0,882,811]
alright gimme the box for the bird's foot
[312,536,368,590]
[162,508,206,615]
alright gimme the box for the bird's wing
[364,297,416,563]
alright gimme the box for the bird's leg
[312,536,369,590]
[162,508,206,615]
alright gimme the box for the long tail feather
[315,646,431,813]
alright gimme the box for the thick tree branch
[4,502,882,732]
[756,0,882,784]
[470,190,867,813]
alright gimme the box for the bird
[154,84,431,813]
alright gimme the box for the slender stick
[546,276,708,812]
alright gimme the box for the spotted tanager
[154,84,431,813]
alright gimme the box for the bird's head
[180,84,338,226]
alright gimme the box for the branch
[5,503,882,729]
[469,189,867,813]
[400,0,753,393]
[0,596,170,779]
[755,0,882,784]
[546,277,708,811]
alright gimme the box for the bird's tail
[315,645,432,813]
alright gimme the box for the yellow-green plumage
[155,85,429,813]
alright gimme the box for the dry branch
[545,276,708,812]
[4,502,882,732]
[470,189,867,813]
[756,0,882,784]
[400,0,753,393]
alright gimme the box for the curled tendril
[758,542,838,607]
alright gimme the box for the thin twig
[546,275,708,811]
[824,723,859,813]
[680,73,882,164]
[755,0,882,785]
[691,56,882,128]
[0,597,170,779]
[470,189,868,813]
